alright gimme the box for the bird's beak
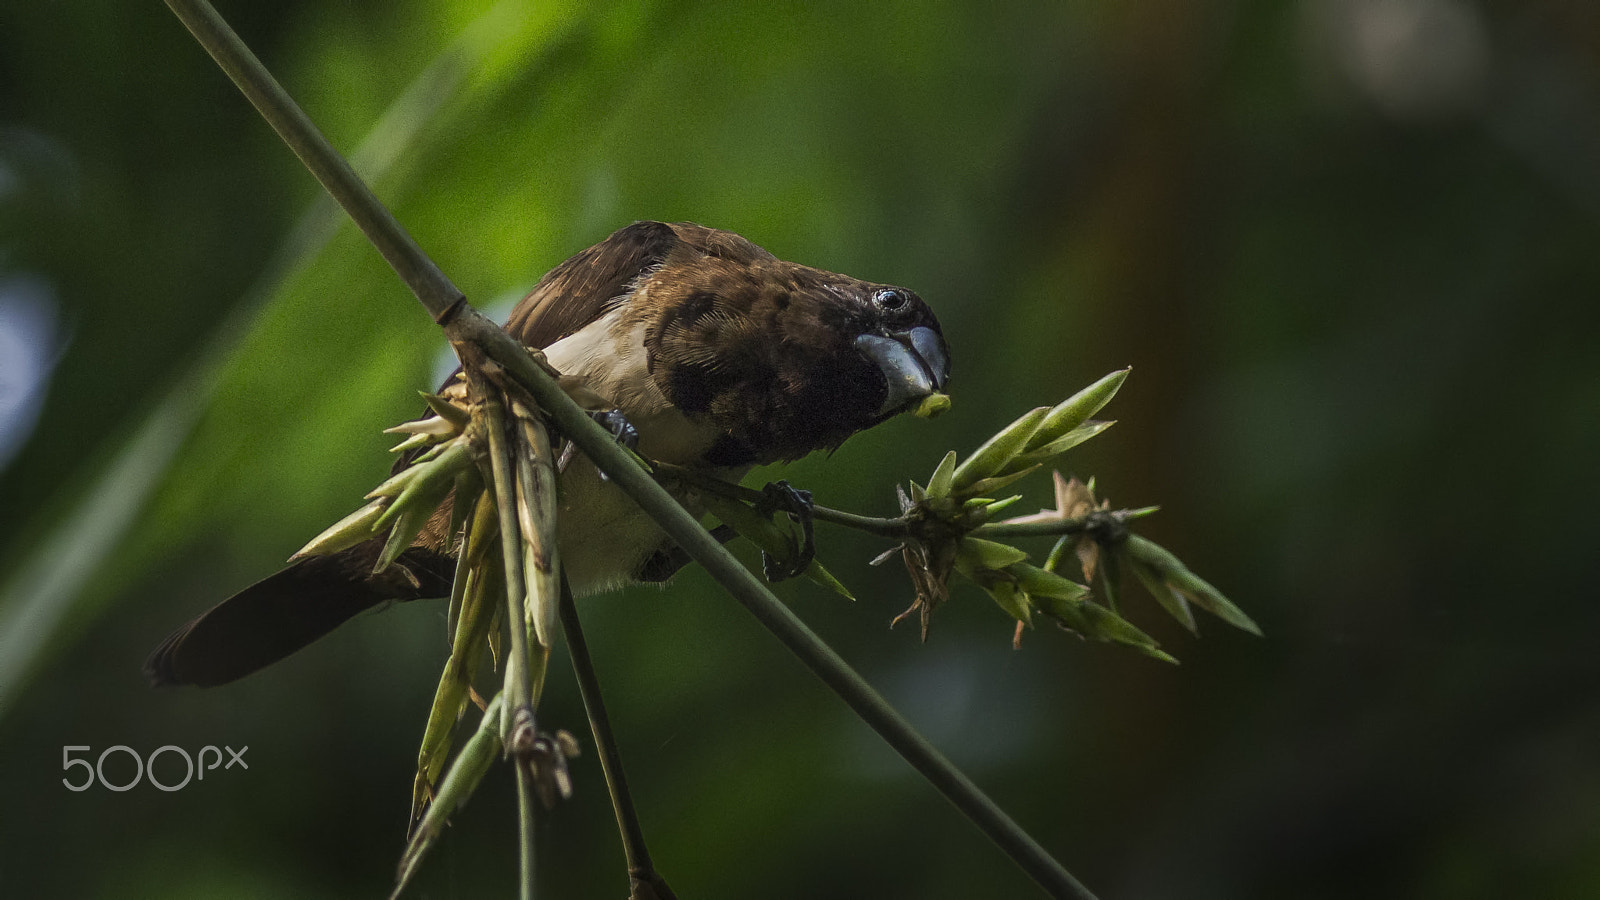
[854,326,951,418]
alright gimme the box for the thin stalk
[166,4,1098,896]
[658,465,907,537]
[975,507,1156,541]
[393,693,506,899]
[558,577,674,900]
[481,398,533,723]
[514,764,538,900]
[808,505,910,537]
[480,396,538,898]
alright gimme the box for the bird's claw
[588,409,639,451]
[560,409,639,478]
[755,480,815,582]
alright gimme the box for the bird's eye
[874,289,908,311]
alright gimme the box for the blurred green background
[4,0,1599,897]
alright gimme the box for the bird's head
[637,238,951,466]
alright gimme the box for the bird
[145,221,950,688]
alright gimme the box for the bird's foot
[755,480,815,581]
[557,409,640,476]
[589,409,639,452]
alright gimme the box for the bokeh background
[4,1,1599,897]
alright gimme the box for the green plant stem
[481,397,538,899]
[481,398,533,720]
[658,465,908,537]
[558,577,675,900]
[514,763,538,900]
[392,693,506,899]
[165,4,1098,897]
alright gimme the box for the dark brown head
[630,225,948,466]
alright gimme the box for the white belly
[555,459,672,595]
[553,456,748,596]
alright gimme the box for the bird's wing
[505,220,683,350]
[505,220,778,350]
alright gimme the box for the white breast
[542,307,722,465]
[541,307,745,593]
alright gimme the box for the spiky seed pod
[371,440,473,531]
[395,693,505,899]
[954,537,1030,574]
[956,464,1041,500]
[1010,563,1090,603]
[1027,368,1128,452]
[1076,602,1177,664]
[985,578,1034,627]
[1124,535,1261,635]
[1002,421,1115,475]
[410,562,502,827]
[1131,559,1197,635]
[949,406,1049,492]
[421,390,472,431]
[925,450,958,499]
[291,499,387,560]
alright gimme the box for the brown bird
[145,221,950,687]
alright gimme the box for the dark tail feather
[144,541,454,688]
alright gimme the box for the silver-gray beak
[855,326,951,417]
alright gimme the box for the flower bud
[291,499,387,559]
[1011,563,1090,602]
[949,406,1049,491]
[1028,368,1128,451]
[986,579,1034,626]
[1125,535,1261,635]
[925,450,958,499]
[954,537,1030,573]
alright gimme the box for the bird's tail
[144,540,454,688]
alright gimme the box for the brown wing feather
[505,220,682,350]
[504,221,777,349]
